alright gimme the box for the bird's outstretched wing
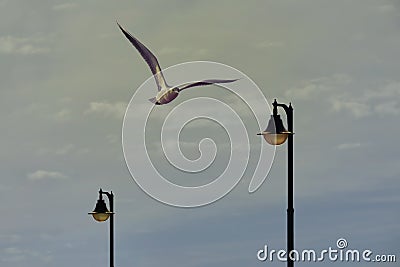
[117,22,168,91]
[178,79,238,91]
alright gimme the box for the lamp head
[88,191,112,222]
[258,114,291,145]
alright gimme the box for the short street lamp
[89,188,115,267]
[258,99,294,267]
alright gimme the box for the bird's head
[172,87,180,93]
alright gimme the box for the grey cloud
[2,246,53,264]
[0,36,49,55]
[27,170,67,181]
[286,74,400,118]
[85,101,127,119]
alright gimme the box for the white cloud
[336,142,362,150]
[331,99,371,118]
[53,108,72,121]
[4,247,22,254]
[374,101,400,115]
[285,74,352,100]
[2,247,25,262]
[330,81,400,118]
[36,144,89,156]
[377,4,396,13]
[2,247,53,263]
[0,36,48,55]
[85,101,127,119]
[55,144,75,155]
[0,234,21,243]
[288,75,400,119]
[52,2,78,10]
[364,81,400,101]
[286,83,322,99]
[27,170,67,181]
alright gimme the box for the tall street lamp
[89,188,115,267]
[258,99,294,267]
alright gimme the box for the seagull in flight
[117,22,238,105]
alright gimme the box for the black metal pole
[108,192,114,267]
[109,191,114,267]
[102,190,114,267]
[273,100,294,267]
[287,104,294,267]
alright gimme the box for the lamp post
[258,99,294,267]
[89,188,115,267]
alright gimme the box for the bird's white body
[155,88,179,105]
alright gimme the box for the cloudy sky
[1,0,399,266]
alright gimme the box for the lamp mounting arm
[99,188,114,213]
[272,99,293,133]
